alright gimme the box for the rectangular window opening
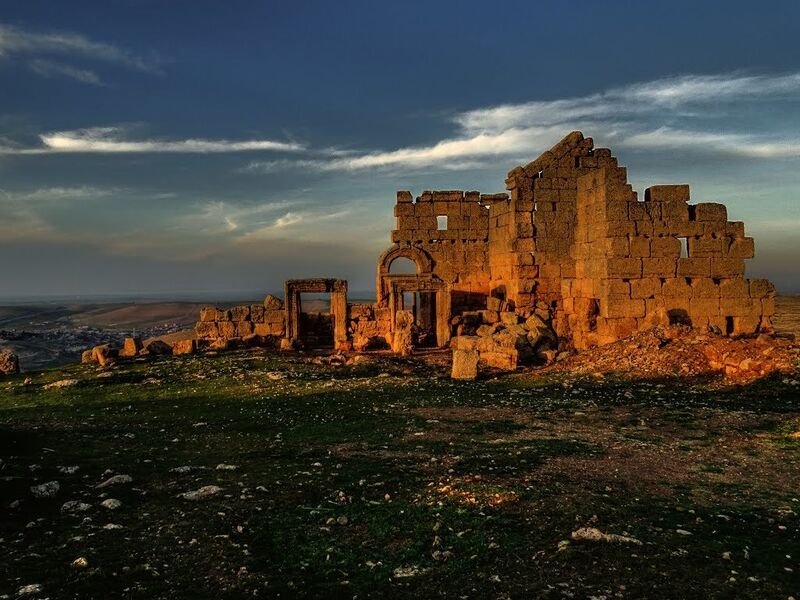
[436,215,448,230]
[679,237,689,258]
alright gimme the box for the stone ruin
[193,131,776,374]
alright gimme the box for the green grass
[1,350,799,599]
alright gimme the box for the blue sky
[0,0,798,298]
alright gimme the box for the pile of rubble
[550,326,797,382]
[451,300,560,379]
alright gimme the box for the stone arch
[376,245,434,304]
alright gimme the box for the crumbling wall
[568,167,775,348]
[390,190,495,304]
[195,296,285,348]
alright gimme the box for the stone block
[711,258,745,278]
[691,279,720,298]
[629,237,650,257]
[630,277,661,299]
[694,203,727,222]
[644,185,690,203]
[688,236,725,257]
[172,339,197,355]
[218,321,236,339]
[264,294,284,311]
[230,305,250,321]
[720,297,755,316]
[451,349,479,380]
[195,321,219,339]
[236,321,254,337]
[250,305,265,323]
[606,258,641,278]
[0,350,20,375]
[216,309,232,321]
[650,236,681,258]
[264,309,285,324]
[662,278,692,298]
[199,307,217,322]
[720,279,749,298]
[677,257,711,277]
[602,297,645,319]
[727,237,754,258]
[120,337,143,357]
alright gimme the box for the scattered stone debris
[61,501,92,513]
[571,527,642,545]
[215,463,238,471]
[96,474,133,489]
[100,498,122,510]
[550,325,796,381]
[44,378,78,389]
[30,481,60,498]
[393,565,428,579]
[17,583,44,596]
[181,485,224,500]
[71,557,89,568]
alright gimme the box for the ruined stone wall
[391,190,495,305]
[502,131,620,314]
[568,167,775,348]
[195,299,285,348]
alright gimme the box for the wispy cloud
[29,58,102,85]
[245,71,800,174]
[0,22,159,78]
[0,126,305,154]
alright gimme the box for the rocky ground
[1,348,799,599]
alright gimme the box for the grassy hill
[1,350,799,599]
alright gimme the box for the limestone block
[691,279,720,298]
[230,305,250,321]
[142,340,172,356]
[720,279,750,298]
[451,349,479,380]
[662,278,692,298]
[264,309,285,324]
[478,310,499,324]
[606,258,642,278]
[396,190,413,203]
[662,200,690,221]
[727,237,754,258]
[688,236,725,257]
[721,297,755,317]
[195,321,219,339]
[480,349,518,371]
[218,321,236,339]
[644,185,690,203]
[604,237,629,256]
[641,258,678,277]
[711,258,745,278]
[650,236,681,258]
[486,296,503,311]
[199,307,217,322]
[172,339,197,355]
[216,309,232,321]
[629,237,650,258]
[394,204,415,217]
[120,337,143,357]
[602,279,631,296]
[694,203,727,222]
[628,202,649,221]
[500,311,520,326]
[677,257,711,277]
[726,222,745,237]
[250,305,265,323]
[602,297,645,319]
[689,297,720,317]
[630,278,661,299]
[236,321,254,337]
[455,336,479,350]
[762,296,776,317]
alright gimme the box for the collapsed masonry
[196,131,776,367]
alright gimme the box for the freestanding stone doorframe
[284,278,348,347]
